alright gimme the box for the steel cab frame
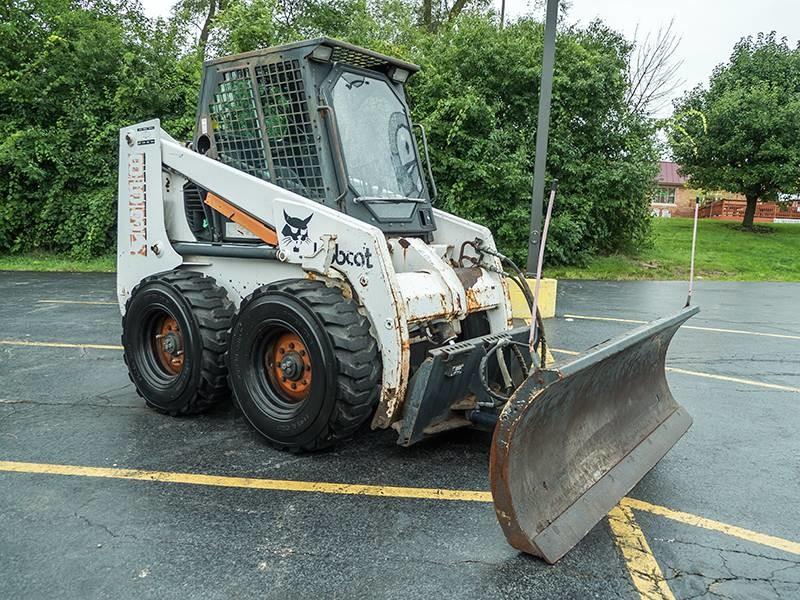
[193,37,436,241]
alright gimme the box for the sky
[512,0,800,116]
[140,0,800,117]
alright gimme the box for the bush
[406,16,658,265]
[0,0,197,257]
[0,1,658,267]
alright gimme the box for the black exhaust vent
[330,46,385,70]
[183,181,211,240]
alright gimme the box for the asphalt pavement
[0,272,798,599]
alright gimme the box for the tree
[408,17,659,265]
[670,33,800,229]
[417,0,487,32]
[0,1,659,266]
[626,19,683,115]
[171,0,227,56]
[0,0,198,257]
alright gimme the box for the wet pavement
[1,272,798,599]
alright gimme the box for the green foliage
[211,0,419,56]
[0,0,198,257]
[0,0,659,266]
[407,17,658,265]
[546,217,800,281]
[670,33,800,226]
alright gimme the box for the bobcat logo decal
[281,211,315,254]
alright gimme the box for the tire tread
[122,270,234,416]
[237,279,381,452]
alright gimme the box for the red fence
[699,200,800,222]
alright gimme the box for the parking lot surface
[1,272,798,599]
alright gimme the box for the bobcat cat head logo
[281,210,313,253]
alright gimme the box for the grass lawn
[0,252,115,273]
[546,218,800,281]
[1,218,798,281]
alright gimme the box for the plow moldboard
[489,306,699,563]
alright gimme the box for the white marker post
[686,197,700,307]
[529,180,558,351]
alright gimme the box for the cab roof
[204,37,420,76]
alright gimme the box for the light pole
[525,0,559,275]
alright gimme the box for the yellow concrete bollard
[506,278,558,364]
[506,277,558,319]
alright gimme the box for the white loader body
[117,120,513,428]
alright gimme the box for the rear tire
[122,270,234,415]
[227,279,381,452]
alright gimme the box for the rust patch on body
[464,287,481,312]
[453,267,483,289]
[456,267,485,312]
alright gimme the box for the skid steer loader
[117,37,697,563]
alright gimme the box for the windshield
[331,72,424,199]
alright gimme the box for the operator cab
[188,37,436,243]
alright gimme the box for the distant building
[651,161,800,222]
[651,161,746,218]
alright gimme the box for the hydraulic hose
[470,242,550,409]
[484,248,547,369]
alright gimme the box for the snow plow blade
[489,305,699,563]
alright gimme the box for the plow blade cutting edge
[489,305,699,563]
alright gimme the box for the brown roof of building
[657,161,688,186]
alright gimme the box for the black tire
[227,279,381,452]
[122,270,234,415]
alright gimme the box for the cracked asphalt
[1,272,798,599]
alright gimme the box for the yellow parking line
[0,340,123,351]
[608,504,676,600]
[37,300,117,306]
[550,347,580,355]
[563,314,800,341]
[622,498,800,556]
[1,460,799,558]
[0,460,492,502]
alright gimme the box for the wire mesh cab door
[319,63,436,237]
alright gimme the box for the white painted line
[0,340,123,351]
[665,367,800,394]
[37,300,117,306]
[562,314,800,341]
[563,314,647,325]
[548,349,800,394]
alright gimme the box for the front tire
[227,279,381,452]
[122,270,234,415]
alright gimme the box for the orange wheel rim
[266,332,312,402]
[153,315,184,375]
